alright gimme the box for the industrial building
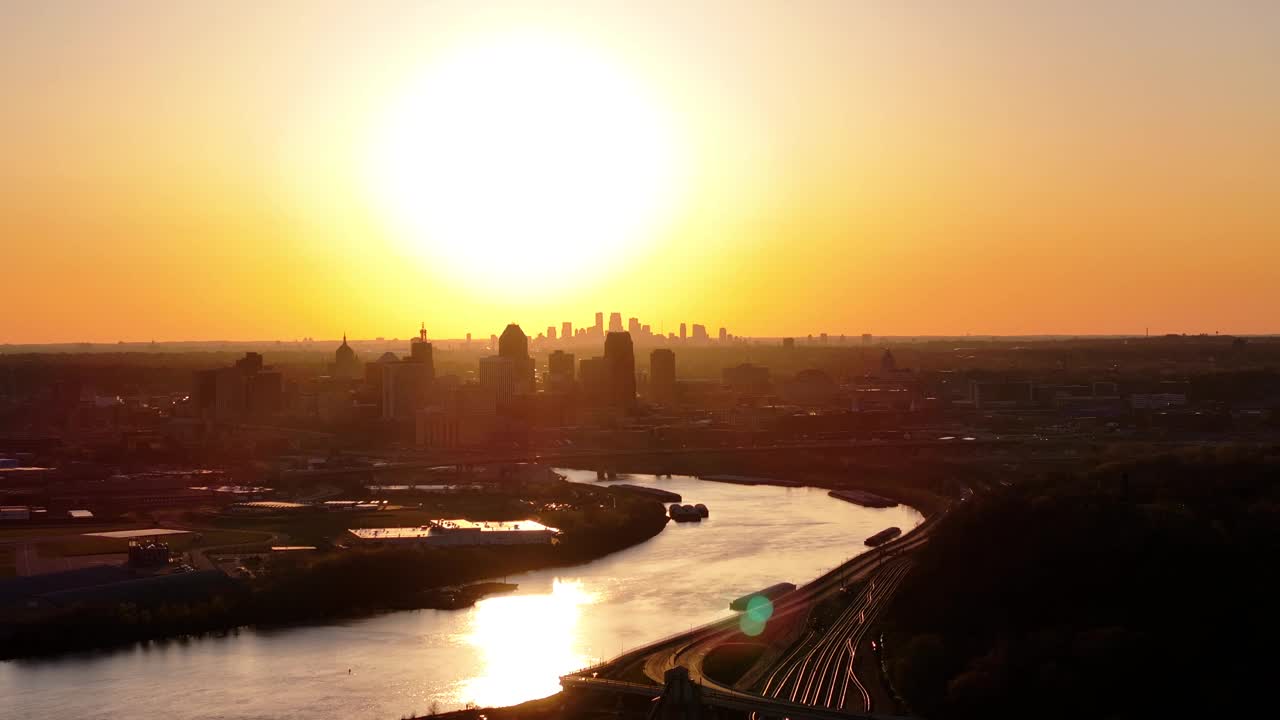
[347,519,558,547]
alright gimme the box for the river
[0,471,923,720]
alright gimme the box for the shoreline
[0,496,671,662]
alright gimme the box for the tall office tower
[649,348,676,404]
[547,350,575,393]
[594,312,604,337]
[718,327,728,343]
[409,325,435,404]
[562,322,572,341]
[546,326,557,341]
[691,324,709,343]
[609,312,623,333]
[679,323,687,342]
[603,332,637,409]
[579,356,607,405]
[478,355,516,406]
[498,323,535,393]
[628,317,641,334]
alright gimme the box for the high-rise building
[604,331,637,409]
[199,352,281,422]
[546,326,557,341]
[408,327,435,403]
[628,317,641,334]
[679,323,687,342]
[548,350,575,393]
[561,322,572,341]
[579,356,607,405]
[609,312,623,333]
[691,324,709,343]
[478,356,516,406]
[649,348,676,404]
[594,312,604,337]
[718,327,728,343]
[498,323,535,392]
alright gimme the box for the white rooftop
[349,519,556,540]
[85,528,192,539]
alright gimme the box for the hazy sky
[3,1,1278,342]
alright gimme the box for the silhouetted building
[782,337,795,349]
[679,323,687,343]
[718,327,728,343]
[546,326,556,340]
[691,324,709,343]
[723,363,770,394]
[650,349,676,404]
[498,324,535,393]
[880,349,897,374]
[333,334,361,380]
[479,356,516,406]
[608,312,623,333]
[561,321,572,340]
[579,357,607,405]
[548,350,575,393]
[628,317,641,335]
[594,312,604,337]
[604,332,637,409]
[197,352,282,422]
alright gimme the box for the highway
[563,505,945,717]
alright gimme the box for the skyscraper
[718,327,728,343]
[562,321,572,341]
[691,324,709,343]
[679,323,686,343]
[546,326,557,341]
[649,348,676,404]
[498,323,535,393]
[604,331,636,409]
[579,356,607,405]
[594,312,604,337]
[548,350,575,393]
[478,355,515,406]
[609,312,623,333]
[628,317,640,335]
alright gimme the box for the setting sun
[367,32,682,292]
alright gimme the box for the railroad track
[759,557,914,713]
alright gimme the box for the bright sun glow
[369,33,681,291]
[457,579,599,708]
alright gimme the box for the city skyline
[4,2,1280,343]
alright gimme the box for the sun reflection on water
[456,579,599,708]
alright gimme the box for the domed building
[332,334,362,380]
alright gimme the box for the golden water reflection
[457,579,599,708]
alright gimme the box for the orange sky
[3,1,1279,343]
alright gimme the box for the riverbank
[0,486,670,661]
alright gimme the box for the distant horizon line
[3,332,1278,349]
